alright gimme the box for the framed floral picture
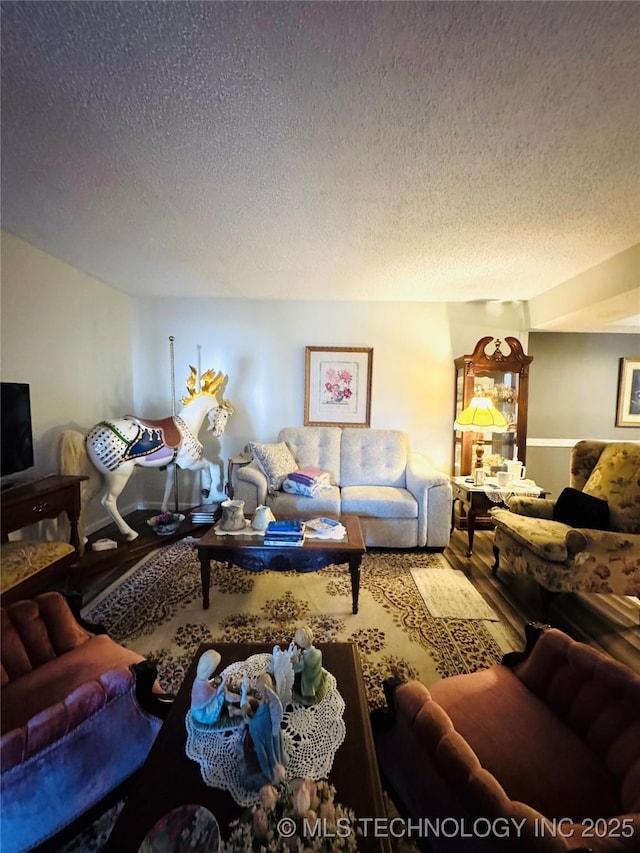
[304,346,373,427]
[616,357,640,427]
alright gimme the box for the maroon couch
[374,625,640,853]
[1,592,165,853]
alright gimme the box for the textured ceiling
[1,1,639,315]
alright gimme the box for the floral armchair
[491,441,640,600]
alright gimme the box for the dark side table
[451,477,548,556]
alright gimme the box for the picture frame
[615,357,640,427]
[304,347,373,427]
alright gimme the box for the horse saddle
[121,415,182,462]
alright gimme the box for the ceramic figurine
[291,625,326,705]
[242,684,285,788]
[269,644,295,707]
[190,649,228,724]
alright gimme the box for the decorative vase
[252,505,275,531]
[219,499,246,531]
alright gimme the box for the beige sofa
[233,427,452,548]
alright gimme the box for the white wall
[1,232,135,529]
[131,298,455,507]
[1,232,530,523]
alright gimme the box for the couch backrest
[513,628,640,814]
[1,593,92,686]
[278,427,342,486]
[340,429,408,487]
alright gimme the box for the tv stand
[1,475,87,550]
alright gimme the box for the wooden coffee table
[103,642,391,853]
[196,514,366,613]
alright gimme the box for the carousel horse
[61,367,233,542]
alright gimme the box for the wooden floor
[72,510,640,673]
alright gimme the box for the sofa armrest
[564,527,640,556]
[505,496,555,519]
[406,452,450,491]
[234,461,268,512]
[406,453,452,547]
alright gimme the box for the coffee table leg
[199,553,211,609]
[349,556,361,614]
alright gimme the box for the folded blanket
[282,477,331,498]
[288,466,331,488]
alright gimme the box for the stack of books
[189,503,221,524]
[305,517,346,540]
[264,519,305,546]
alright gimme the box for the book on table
[264,519,305,546]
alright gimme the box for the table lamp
[454,395,508,469]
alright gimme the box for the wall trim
[527,438,611,447]
[528,438,640,447]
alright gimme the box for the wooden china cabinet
[453,336,533,477]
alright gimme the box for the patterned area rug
[84,538,520,710]
[61,540,521,852]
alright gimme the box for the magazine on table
[305,517,346,540]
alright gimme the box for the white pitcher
[252,504,275,531]
[507,460,526,481]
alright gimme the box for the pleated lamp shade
[454,396,508,433]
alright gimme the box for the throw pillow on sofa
[552,487,610,530]
[249,441,297,493]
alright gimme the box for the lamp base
[473,438,486,469]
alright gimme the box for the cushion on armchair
[552,487,610,530]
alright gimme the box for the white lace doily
[213,521,262,536]
[483,482,543,504]
[185,653,346,806]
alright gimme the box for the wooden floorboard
[69,512,639,674]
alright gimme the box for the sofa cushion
[1,634,147,734]
[341,485,417,518]
[340,429,407,487]
[553,486,610,530]
[429,665,620,820]
[268,486,341,519]
[278,427,342,485]
[491,508,571,562]
[583,442,640,534]
[249,441,297,493]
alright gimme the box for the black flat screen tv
[1,382,35,481]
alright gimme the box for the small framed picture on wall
[616,357,640,427]
[304,346,373,427]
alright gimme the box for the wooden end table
[196,514,366,613]
[451,477,548,556]
[103,642,391,853]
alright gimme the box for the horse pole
[169,336,179,514]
